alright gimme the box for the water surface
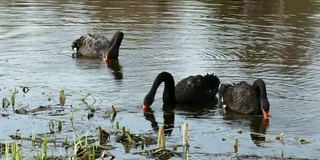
[1,0,320,159]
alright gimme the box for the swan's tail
[204,73,220,96]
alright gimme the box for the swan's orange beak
[262,108,269,119]
[142,104,148,110]
[103,56,108,63]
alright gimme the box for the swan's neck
[253,79,267,98]
[150,72,176,104]
[107,32,123,58]
[253,79,269,115]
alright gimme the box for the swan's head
[142,93,154,110]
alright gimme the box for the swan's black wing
[71,34,110,58]
[175,74,219,104]
[219,81,257,114]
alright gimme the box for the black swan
[219,79,270,119]
[71,31,124,62]
[142,72,220,110]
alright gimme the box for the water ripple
[1,0,320,159]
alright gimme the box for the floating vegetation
[276,133,285,141]
[9,134,23,140]
[296,138,312,144]
[10,142,22,160]
[49,120,55,133]
[11,88,18,108]
[2,98,10,109]
[0,87,317,160]
[14,105,66,116]
[42,133,48,158]
[1,87,19,109]
[48,119,63,133]
[87,108,95,120]
[21,86,30,93]
[234,138,238,153]
[74,126,116,160]
[103,105,117,122]
[115,126,156,146]
[76,145,116,160]
[97,126,110,145]
[224,138,239,160]
[0,112,9,117]
[182,122,189,159]
[139,125,181,159]
[80,93,96,102]
[59,90,66,106]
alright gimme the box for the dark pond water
[1,0,320,159]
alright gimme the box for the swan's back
[175,73,220,104]
[219,82,259,114]
[72,34,110,58]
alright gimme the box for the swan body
[143,72,220,109]
[71,31,124,62]
[219,79,270,119]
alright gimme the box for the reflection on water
[1,0,320,159]
[214,0,317,73]
[174,97,219,118]
[73,58,105,69]
[106,60,123,81]
[223,114,269,146]
[143,106,175,136]
[143,101,219,136]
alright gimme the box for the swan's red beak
[142,104,148,110]
[262,108,269,119]
[103,56,108,63]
